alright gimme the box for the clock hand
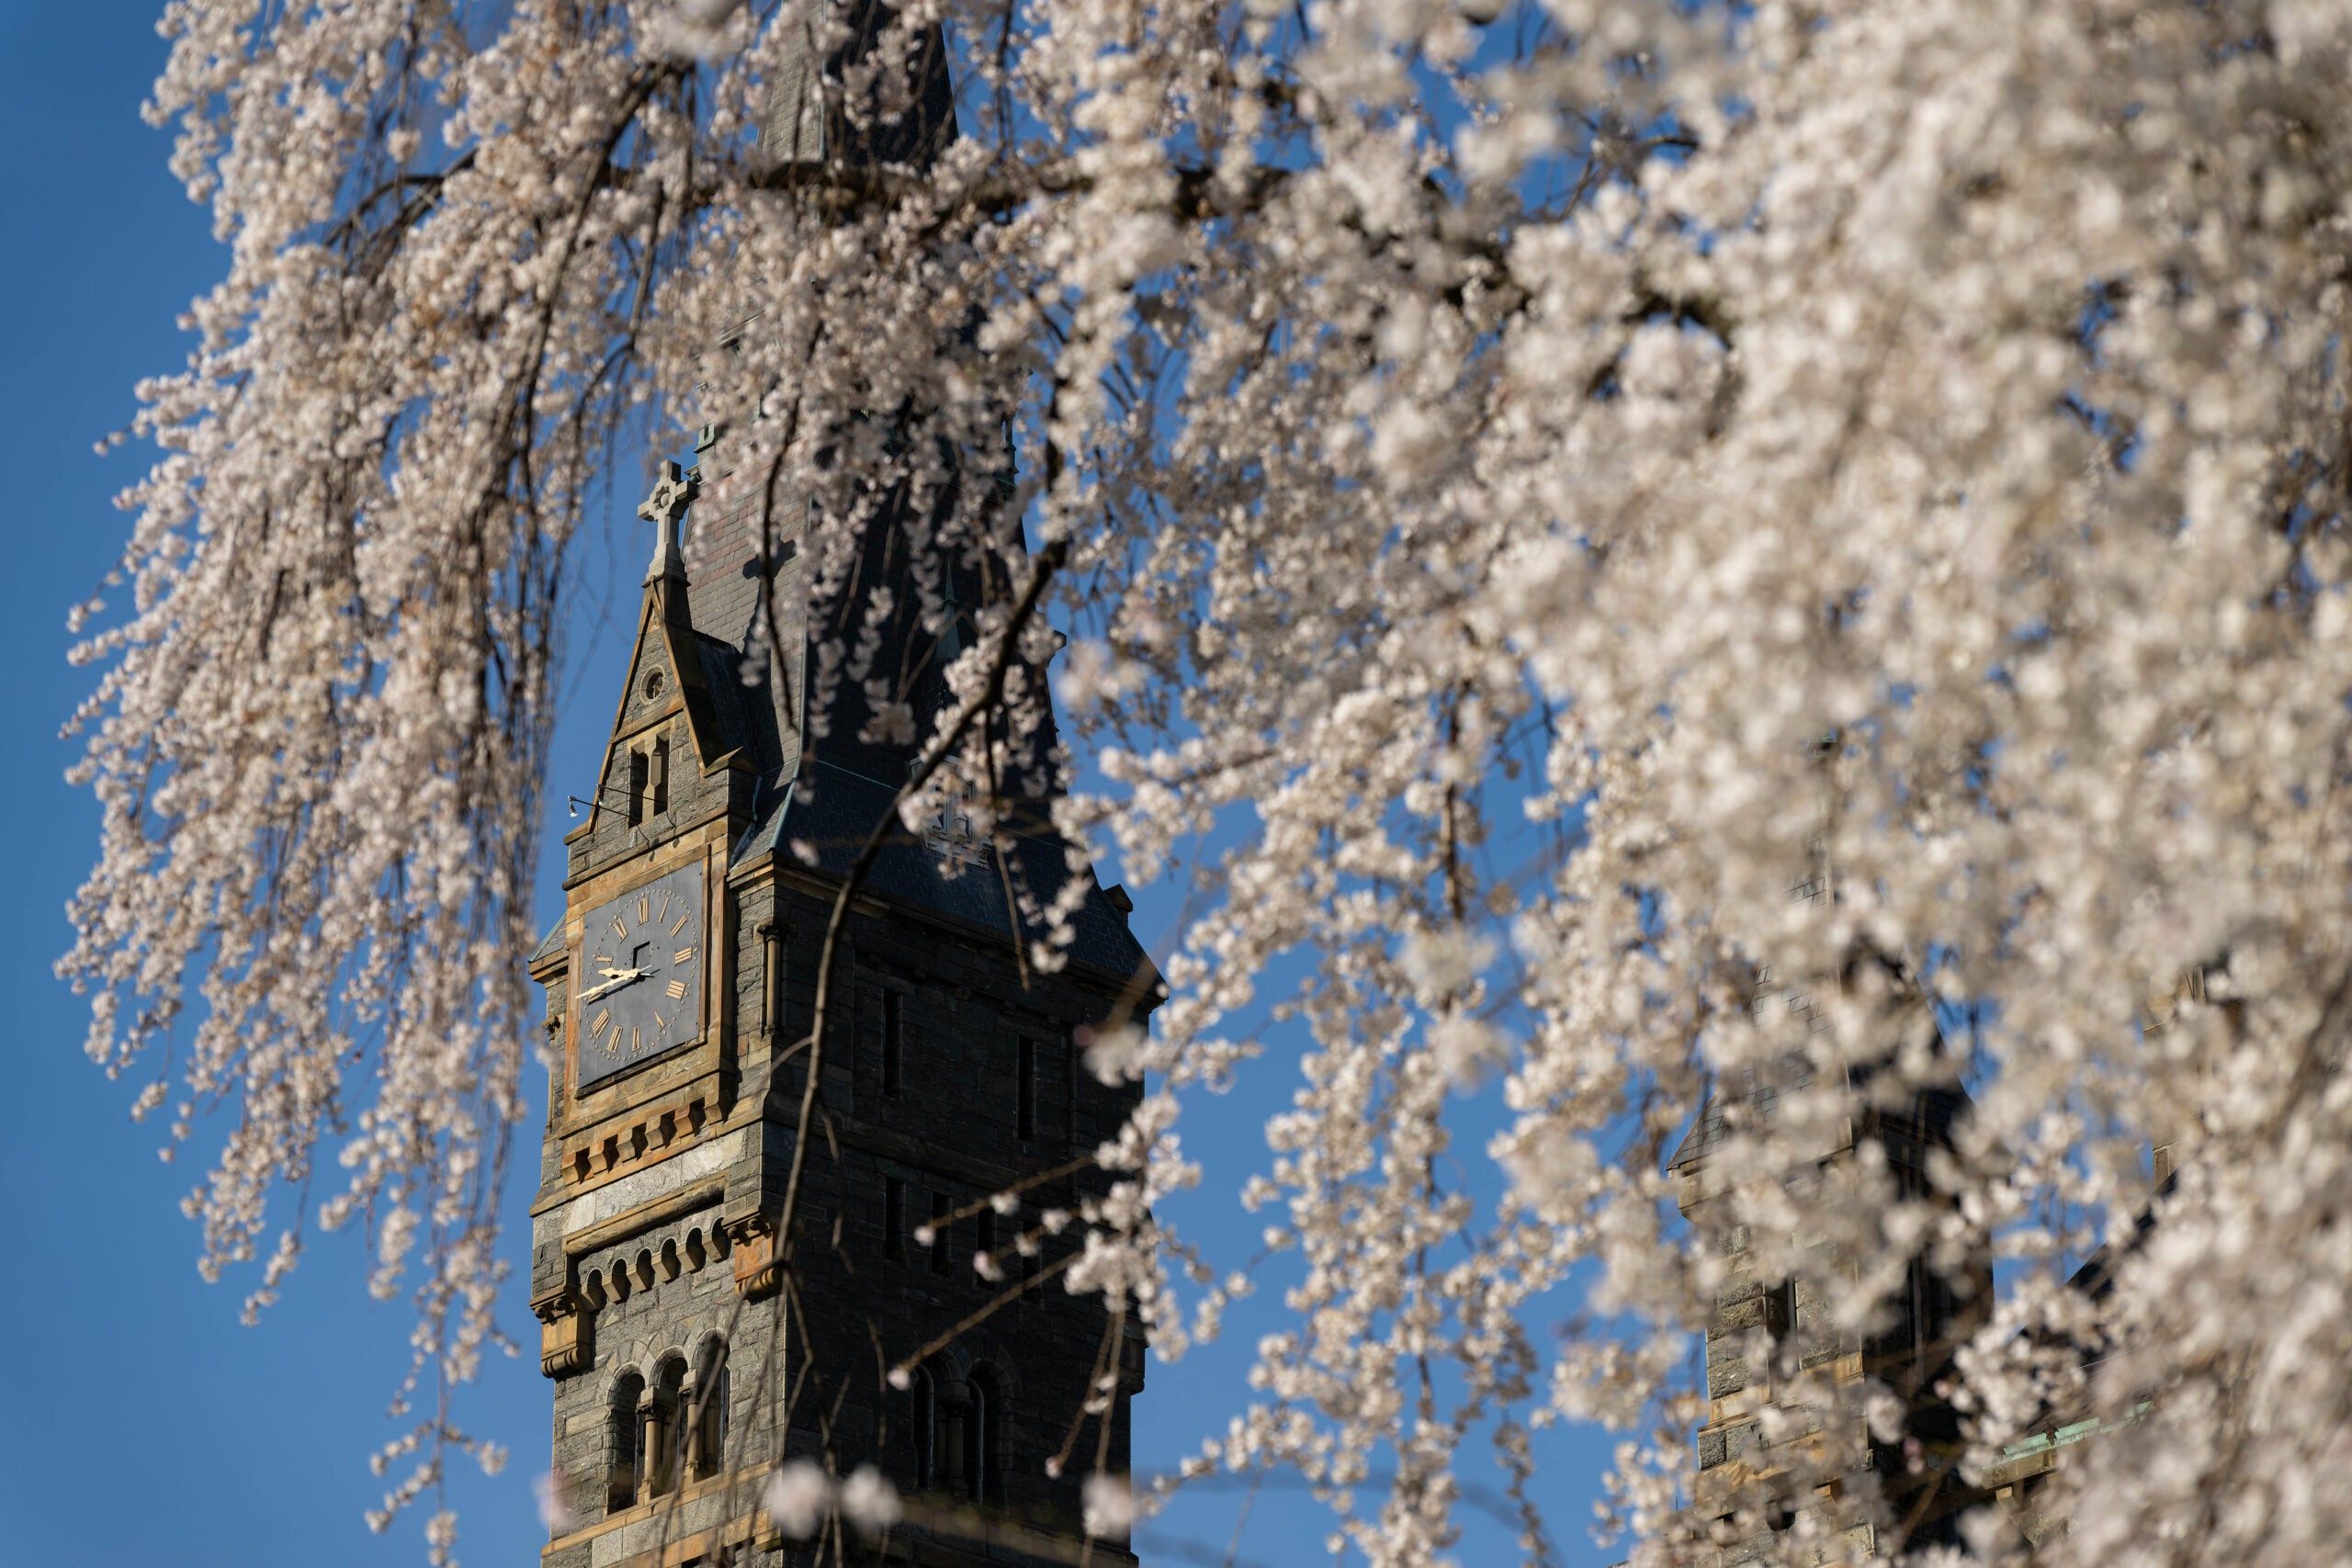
[577,968,651,1004]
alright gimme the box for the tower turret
[526,16,1153,1562]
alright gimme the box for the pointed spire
[638,460,697,587]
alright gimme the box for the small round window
[643,669,665,701]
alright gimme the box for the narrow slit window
[690,1362,729,1480]
[649,1361,686,1496]
[609,1371,647,1513]
[966,1372,995,1502]
[930,1190,951,1276]
[910,1366,937,1490]
[882,990,903,1098]
[885,1178,905,1260]
[976,1207,996,1285]
[1768,1276,1802,1377]
[627,750,650,826]
[1016,1036,1036,1140]
[649,734,671,817]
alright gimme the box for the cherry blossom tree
[63,0,2352,1562]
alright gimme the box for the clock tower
[525,23,1153,1564]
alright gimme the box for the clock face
[575,861,707,1093]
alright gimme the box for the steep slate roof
[1668,1039,1971,1175]
[1668,1062,1816,1173]
[689,628,780,773]
[729,755,1152,982]
[663,447,1148,986]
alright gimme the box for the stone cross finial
[638,459,697,584]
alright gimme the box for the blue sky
[0,7,1627,1564]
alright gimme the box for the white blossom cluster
[762,1459,905,1538]
[67,0,2352,1562]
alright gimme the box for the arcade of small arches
[595,1344,1017,1518]
[581,1223,729,1311]
[605,1335,732,1512]
[905,1358,1012,1506]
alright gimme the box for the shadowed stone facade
[1665,825,1994,1563]
[1670,1050,1990,1564]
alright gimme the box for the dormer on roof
[562,461,771,885]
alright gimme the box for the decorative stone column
[639,1392,673,1503]
[683,1377,710,1480]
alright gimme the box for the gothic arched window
[608,1371,647,1514]
[909,1365,938,1491]
[918,1367,998,1502]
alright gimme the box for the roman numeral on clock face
[667,978,687,999]
[637,893,650,923]
[590,1008,610,1036]
[674,946,695,964]
[670,911,690,936]
[610,915,628,940]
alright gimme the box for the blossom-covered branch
[67,0,2352,1563]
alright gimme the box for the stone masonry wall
[537,857,1147,1566]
